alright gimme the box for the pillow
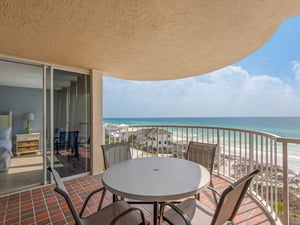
[0,127,11,139]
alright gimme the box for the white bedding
[0,138,12,172]
[0,138,12,156]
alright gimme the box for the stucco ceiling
[0,0,299,80]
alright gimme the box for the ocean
[104,117,300,172]
[104,117,300,138]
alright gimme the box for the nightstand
[16,133,40,156]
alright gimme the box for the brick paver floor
[0,174,276,225]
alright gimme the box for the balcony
[0,173,275,225]
[0,124,299,224]
[105,124,300,225]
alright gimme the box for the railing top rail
[106,123,300,144]
[277,137,300,144]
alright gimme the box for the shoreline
[170,137,300,174]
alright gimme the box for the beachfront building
[134,128,172,151]
[104,123,130,142]
[0,1,300,224]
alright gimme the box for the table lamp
[24,113,35,134]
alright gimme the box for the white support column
[91,70,104,174]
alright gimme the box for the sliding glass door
[0,59,91,195]
[51,69,91,177]
[0,59,44,195]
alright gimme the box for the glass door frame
[48,65,91,181]
[0,56,47,187]
[0,55,91,186]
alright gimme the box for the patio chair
[55,130,67,155]
[101,143,131,169]
[67,131,79,160]
[186,141,218,202]
[101,143,132,201]
[48,167,148,225]
[158,169,260,225]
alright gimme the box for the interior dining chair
[186,141,218,203]
[159,169,260,225]
[101,143,132,201]
[55,130,67,155]
[48,167,148,225]
[67,131,79,160]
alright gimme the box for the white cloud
[103,65,300,117]
[242,75,292,96]
[292,60,300,81]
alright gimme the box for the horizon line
[103,116,300,119]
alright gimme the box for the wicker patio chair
[159,169,260,225]
[101,143,132,201]
[101,143,132,169]
[186,141,218,202]
[48,167,148,225]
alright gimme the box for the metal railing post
[217,128,220,175]
[282,141,289,225]
[186,128,189,147]
[249,133,254,175]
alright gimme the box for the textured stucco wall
[0,0,299,80]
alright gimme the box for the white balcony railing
[104,125,300,225]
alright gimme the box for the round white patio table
[102,157,210,225]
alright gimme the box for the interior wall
[0,85,43,152]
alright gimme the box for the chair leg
[55,141,59,155]
[113,194,118,202]
[195,180,218,204]
[98,188,106,211]
[210,180,218,205]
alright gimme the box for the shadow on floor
[0,147,91,196]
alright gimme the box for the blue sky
[103,14,300,118]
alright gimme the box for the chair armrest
[207,185,222,205]
[159,202,192,225]
[207,185,221,197]
[109,207,147,225]
[79,187,106,217]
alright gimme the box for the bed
[0,111,13,172]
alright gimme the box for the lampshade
[24,113,35,121]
